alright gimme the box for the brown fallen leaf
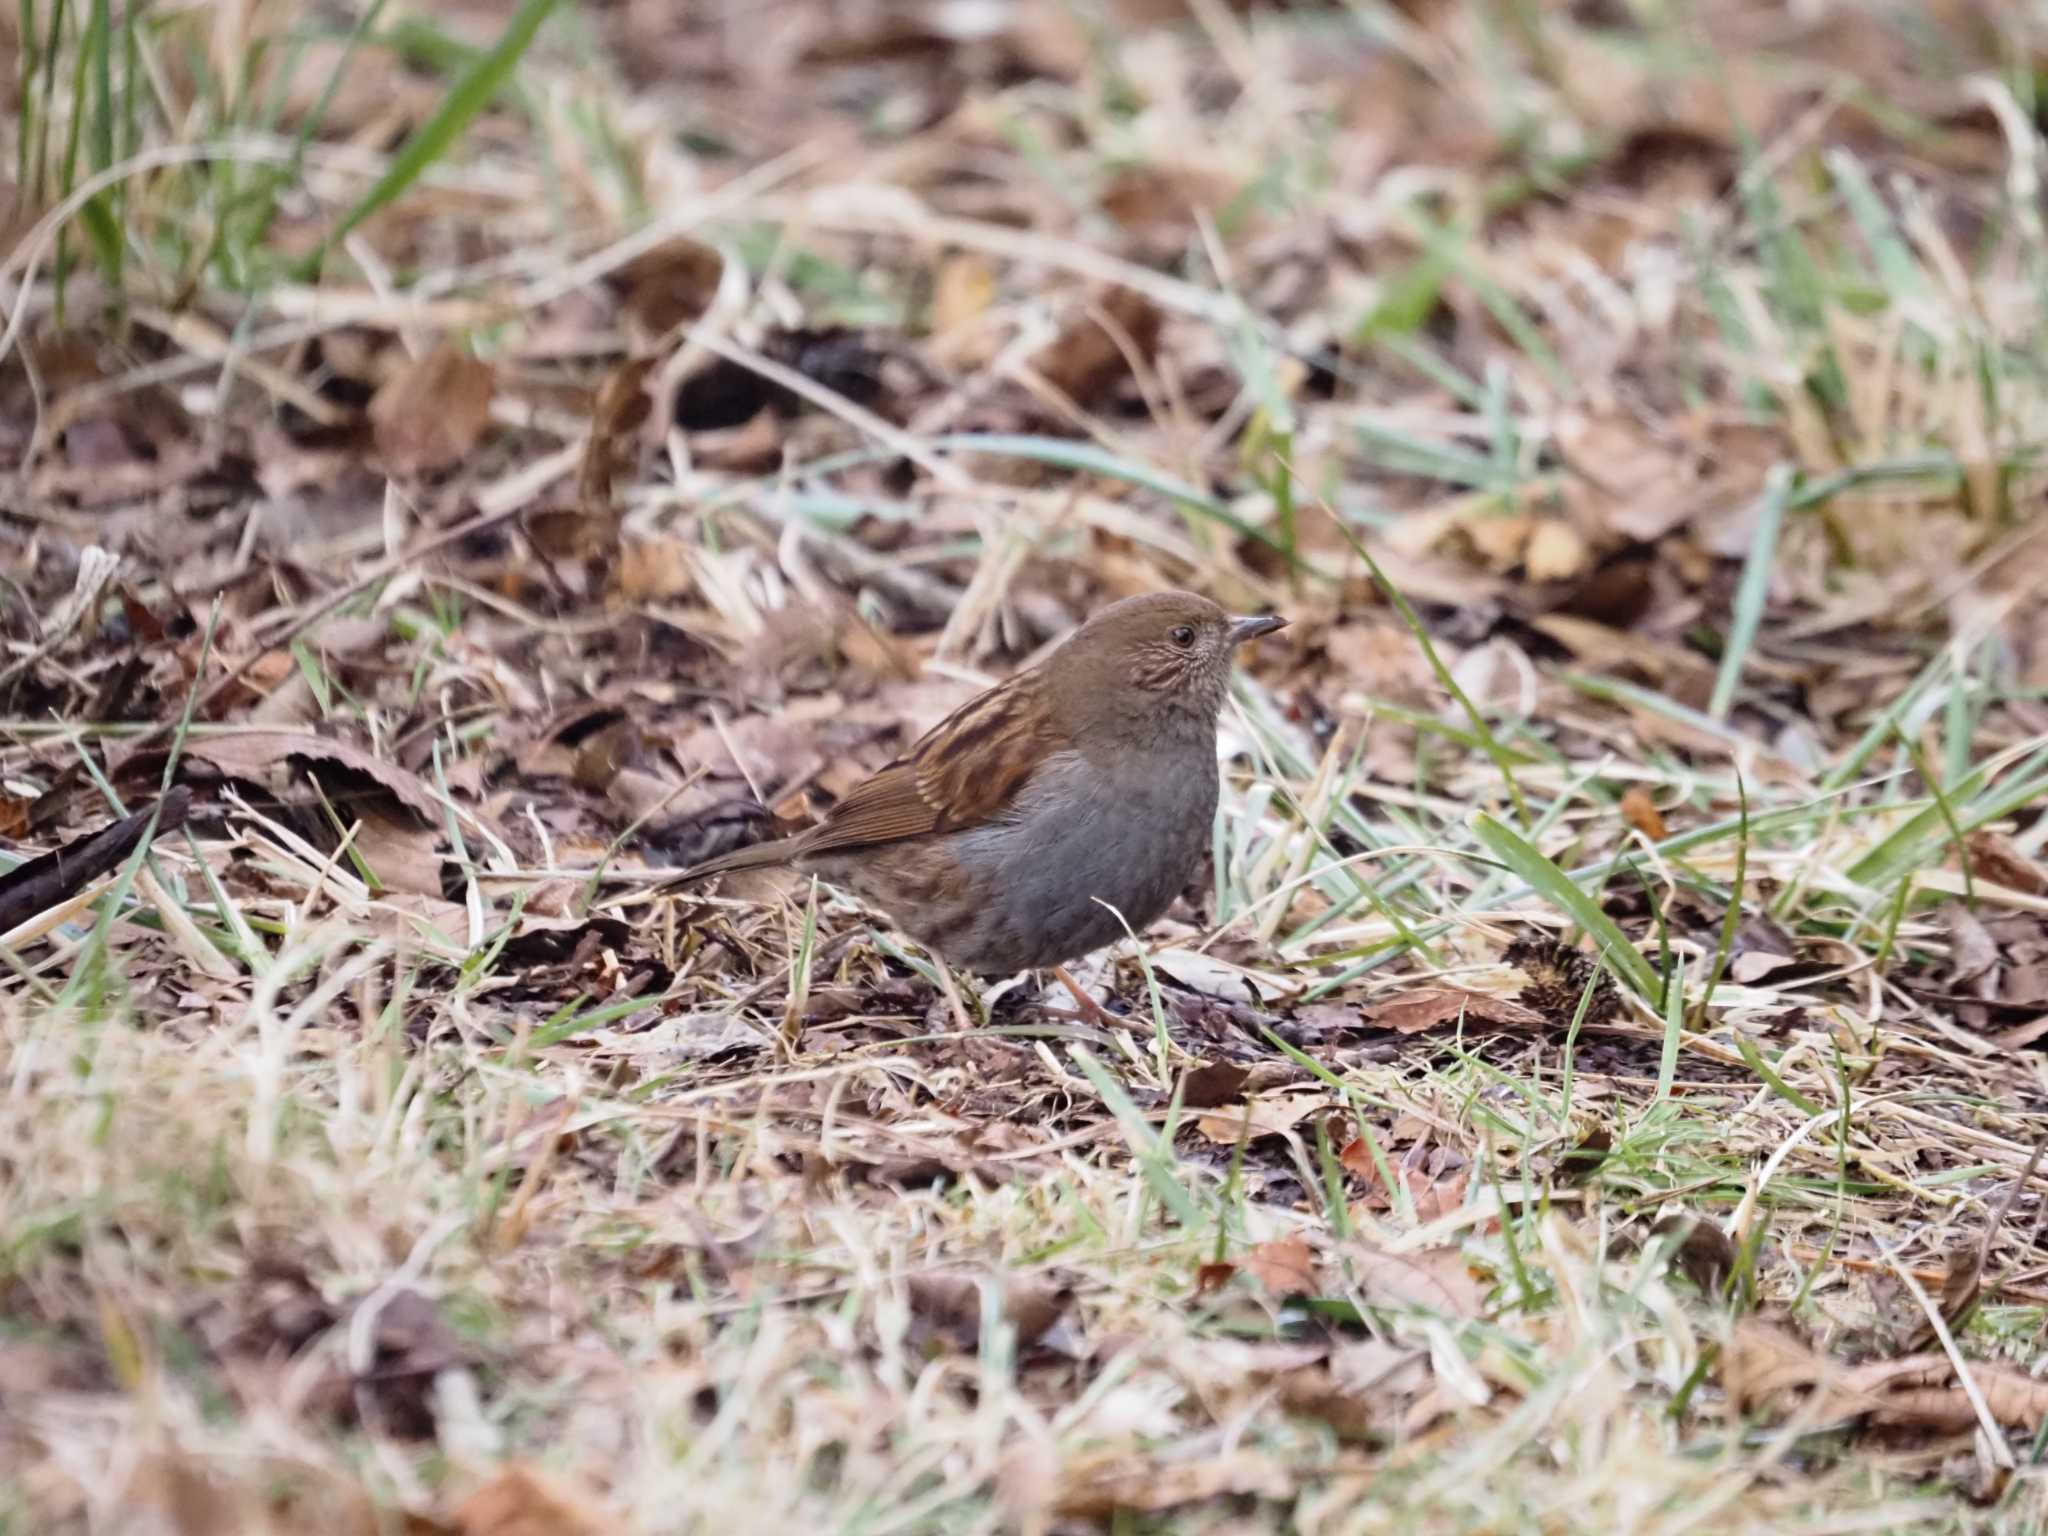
[1906,1135,2047,1352]
[1723,1315,2048,1435]
[605,236,723,336]
[1719,1316,1865,1423]
[1340,1138,1471,1223]
[113,1453,249,1536]
[370,343,494,476]
[1341,1240,1489,1319]
[1180,1059,1251,1109]
[1524,517,1592,582]
[1241,1235,1319,1298]
[1553,407,1704,544]
[1194,1261,1237,1294]
[1194,1092,1326,1144]
[1967,830,2047,895]
[578,354,658,517]
[1852,1354,2048,1433]
[1944,899,2001,1000]
[177,730,446,824]
[1647,1214,1737,1295]
[1053,1448,1294,1518]
[452,1465,613,1536]
[930,250,997,337]
[1620,784,1669,840]
[1034,287,1163,407]
[904,1271,1071,1352]
[1370,986,1547,1035]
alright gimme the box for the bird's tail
[664,834,803,887]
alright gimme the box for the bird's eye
[1170,625,1196,648]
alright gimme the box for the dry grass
[8,1,2048,1531]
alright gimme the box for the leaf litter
[8,1,2048,1531]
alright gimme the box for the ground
[6,1,2048,1531]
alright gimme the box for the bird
[671,590,1287,1013]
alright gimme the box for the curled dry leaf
[1524,517,1592,583]
[1646,1214,1737,1295]
[1719,1316,1864,1423]
[1179,1059,1251,1109]
[1339,1137,1471,1223]
[579,354,658,518]
[1342,1239,1488,1320]
[1194,1091,1326,1144]
[1053,1448,1295,1518]
[1370,986,1547,1035]
[1619,784,1669,840]
[1240,1234,1319,1298]
[1967,830,2047,895]
[1852,1355,2048,1433]
[1944,900,2001,999]
[452,1464,612,1536]
[369,343,494,476]
[605,236,723,336]
[930,250,997,337]
[1034,287,1164,407]
[177,730,446,825]
[904,1271,1071,1352]
[1721,1316,2048,1435]
[1554,408,1701,544]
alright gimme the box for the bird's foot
[1044,964,1120,1028]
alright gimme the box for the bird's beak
[1229,613,1288,647]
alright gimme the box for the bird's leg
[1047,964,1117,1027]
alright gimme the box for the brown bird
[675,590,1286,1007]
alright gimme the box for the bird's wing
[794,666,1063,858]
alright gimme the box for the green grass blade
[1708,465,1792,720]
[301,0,564,276]
[1471,812,1660,1001]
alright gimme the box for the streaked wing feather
[796,668,1060,858]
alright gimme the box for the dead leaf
[1724,1317,2048,1435]
[1241,1235,1319,1298]
[1554,407,1702,543]
[1342,1240,1488,1318]
[1620,785,1669,840]
[930,250,997,336]
[1180,1059,1251,1109]
[1370,986,1547,1034]
[1719,1316,1863,1422]
[1945,900,2001,1000]
[606,237,723,336]
[1967,830,2047,895]
[1194,1092,1326,1144]
[1341,1138,1471,1223]
[578,354,657,516]
[1053,1448,1294,1517]
[1034,287,1163,407]
[1524,518,1591,582]
[348,808,449,899]
[1854,1355,2048,1432]
[452,1465,612,1536]
[1194,1261,1237,1294]
[905,1272,1071,1352]
[111,1453,248,1536]
[1647,1214,1737,1294]
[370,344,494,476]
[177,730,446,825]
